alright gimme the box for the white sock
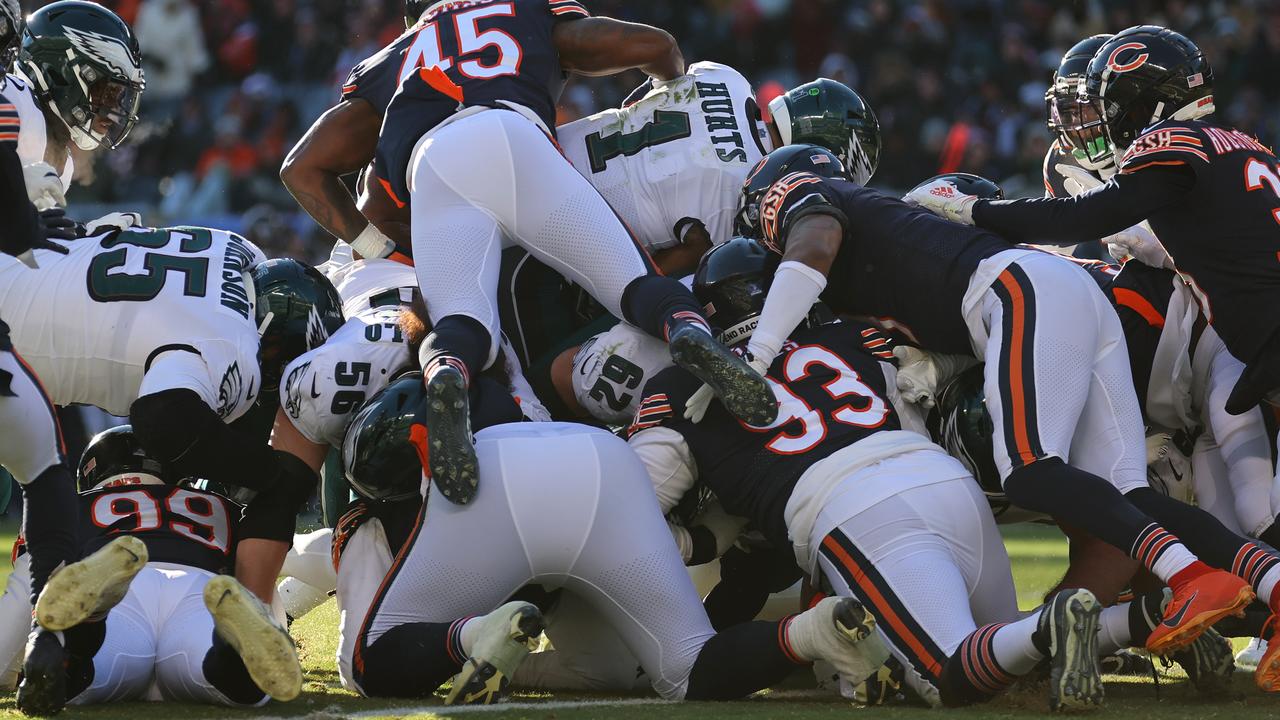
[1132,524,1197,584]
[1096,603,1133,656]
[1255,564,1280,606]
[989,612,1044,676]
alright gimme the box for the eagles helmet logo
[305,307,332,351]
[62,25,144,83]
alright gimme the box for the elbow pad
[238,451,319,542]
[130,389,279,490]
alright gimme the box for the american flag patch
[1186,73,1204,88]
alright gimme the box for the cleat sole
[36,535,147,631]
[1049,589,1104,712]
[204,576,302,702]
[669,329,777,426]
[424,369,478,505]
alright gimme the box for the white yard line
[349,697,675,717]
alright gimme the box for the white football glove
[892,346,978,410]
[349,223,396,260]
[22,162,64,211]
[1054,163,1105,198]
[1103,221,1174,269]
[903,179,977,225]
[683,354,773,423]
[84,211,143,236]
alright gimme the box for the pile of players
[1,0,1280,715]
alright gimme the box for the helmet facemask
[66,66,142,150]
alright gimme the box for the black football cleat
[1170,626,1233,696]
[1037,588,1104,711]
[17,629,67,716]
[423,366,479,505]
[668,325,777,426]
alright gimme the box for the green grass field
[1,524,1279,719]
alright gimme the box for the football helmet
[930,364,1002,498]
[77,424,166,493]
[341,372,426,502]
[250,258,344,393]
[909,172,1004,201]
[768,79,880,184]
[19,1,144,151]
[736,144,844,239]
[1075,26,1213,165]
[692,237,775,345]
[1045,34,1113,170]
[406,0,430,27]
[0,0,20,70]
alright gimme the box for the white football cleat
[445,601,545,705]
[1236,637,1267,672]
[786,597,889,683]
[204,575,303,702]
[36,535,148,631]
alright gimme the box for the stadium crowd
[26,0,1280,261]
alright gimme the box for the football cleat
[1145,570,1253,656]
[1098,649,1153,676]
[1038,588,1104,711]
[1237,636,1267,672]
[669,324,778,427]
[786,597,889,682]
[16,628,66,716]
[36,535,147,631]
[1169,626,1233,695]
[1254,617,1280,692]
[422,366,479,505]
[204,575,303,702]
[445,602,545,705]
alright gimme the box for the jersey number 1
[585,110,693,173]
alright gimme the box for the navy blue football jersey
[341,27,424,116]
[375,0,589,205]
[757,175,1010,354]
[79,485,238,574]
[629,321,901,544]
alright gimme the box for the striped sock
[1130,523,1197,584]
[954,622,1021,698]
[1233,542,1280,606]
[449,615,477,662]
[664,311,712,341]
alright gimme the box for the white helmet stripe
[768,95,793,146]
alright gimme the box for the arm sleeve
[627,426,697,514]
[746,260,827,364]
[972,165,1194,245]
[0,100,44,258]
[1197,331,1279,538]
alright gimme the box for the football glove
[83,211,142,236]
[683,353,772,423]
[21,162,64,210]
[903,179,977,225]
[1054,163,1105,197]
[1103,221,1174,269]
[4,209,72,268]
[1146,433,1194,504]
[892,346,978,409]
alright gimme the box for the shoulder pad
[757,172,844,253]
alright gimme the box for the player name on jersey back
[558,62,769,250]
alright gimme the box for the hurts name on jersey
[696,80,750,164]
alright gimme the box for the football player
[279,1,430,261]
[13,426,300,714]
[375,0,777,505]
[739,141,1258,661]
[344,384,887,706]
[907,26,1280,419]
[546,77,877,426]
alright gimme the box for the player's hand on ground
[903,179,978,225]
[22,162,64,210]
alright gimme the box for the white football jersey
[558,61,769,251]
[3,74,73,191]
[281,306,413,447]
[324,256,418,318]
[0,227,265,417]
[571,322,674,425]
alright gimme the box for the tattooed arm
[280,98,382,245]
[554,16,685,81]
